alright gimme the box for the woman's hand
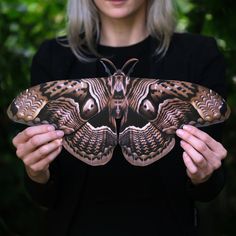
[13,125,64,184]
[176,125,227,185]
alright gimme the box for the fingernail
[57,138,63,145]
[48,126,55,131]
[176,129,184,136]
[183,125,191,131]
[56,130,64,137]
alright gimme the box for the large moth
[7,58,230,166]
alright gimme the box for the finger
[16,130,64,158]
[182,151,198,175]
[184,125,228,159]
[13,125,55,147]
[182,125,218,151]
[210,142,227,160]
[180,140,208,168]
[180,138,222,173]
[183,152,213,185]
[29,146,62,173]
[176,128,213,158]
[23,139,63,166]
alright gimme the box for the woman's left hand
[176,125,227,185]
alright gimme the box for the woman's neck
[99,11,148,47]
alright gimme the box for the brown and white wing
[64,120,117,166]
[148,79,230,127]
[119,78,230,166]
[7,78,118,165]
[7,79,109,130]
[119,109,175,166]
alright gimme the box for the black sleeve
[186,36,227,202]
[30,37,75,85]
[24,162,59,208]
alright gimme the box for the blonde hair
[66,0,176,62]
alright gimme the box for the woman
[12,0,227,235]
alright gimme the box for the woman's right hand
[12,124,64,184]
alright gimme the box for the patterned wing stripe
[63,122,117,166]
[40,80,88,99]
[154,98,199,132]
[119,123,175,166]
[37,97,86,134]
[82,78,110,111]
[127,79,156,110]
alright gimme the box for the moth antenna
[100,58,118,76]
[121,58,139,76]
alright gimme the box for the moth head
[107,71,129,98]
[100,58,139,97]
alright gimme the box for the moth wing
[148,79,231,127]
[7,78,117,165]
[120,78,231,166]
[64,110,117,166]
[119,108,175,166]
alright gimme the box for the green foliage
[0,1,66,235]
[0,1,235,235]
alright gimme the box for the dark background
[0,0,235,235]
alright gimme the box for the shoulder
[171,32,218,49]
[31,36,78,81]
[150,33,226,96]
[162,33,226,97]
[172,32,215,44]
[168,32,221,58]
[34,36,74,61]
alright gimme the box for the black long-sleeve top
[25,33,226,236]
